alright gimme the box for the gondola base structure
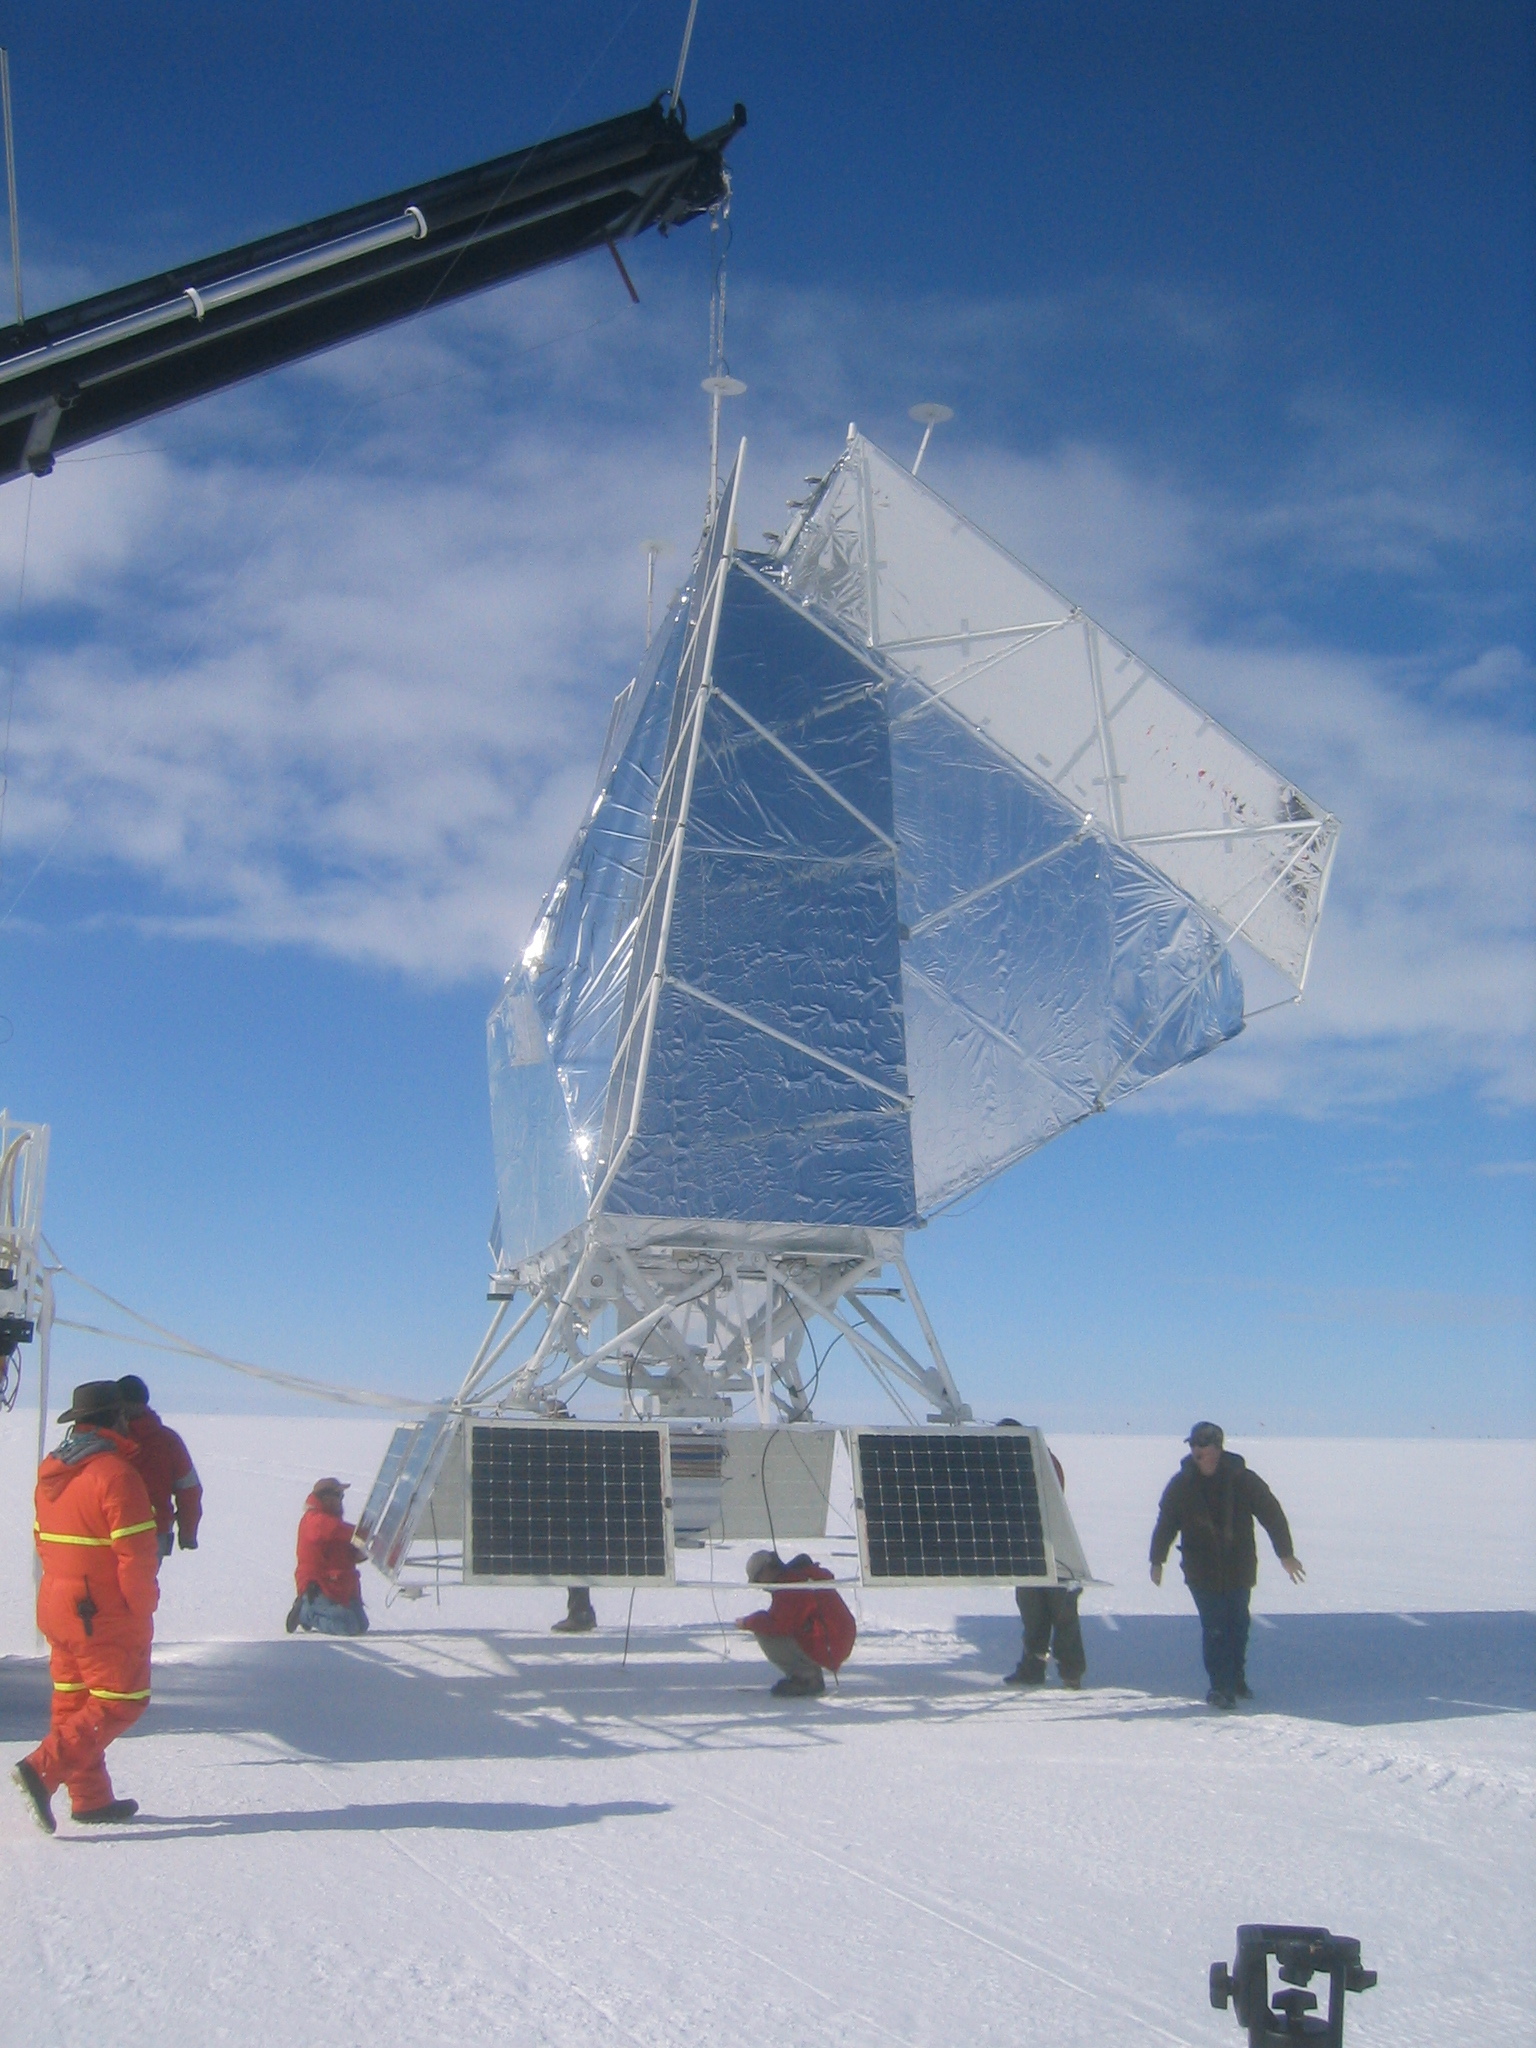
[358,1416,1094,1593]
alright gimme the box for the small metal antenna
[670,0,702,115]
[909,402,953,477]
[0,51,23,326]
[701,179,744,518]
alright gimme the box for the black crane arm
[0,96,745,483]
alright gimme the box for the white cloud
[0,266,1530,1114]
[1444,644,1535,700]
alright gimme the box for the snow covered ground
[2,1419,1532,2046]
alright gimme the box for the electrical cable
[618,1254,723,1410]
[705,1534,729,1657]
[620,1584,637,1668]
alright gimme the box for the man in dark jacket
[1149,1422,1304,1708]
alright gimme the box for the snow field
[2,1421,1532,2046]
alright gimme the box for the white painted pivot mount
[908,401,953,475]
[467,1215,971,1427]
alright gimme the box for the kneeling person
[288,1478,370,1636]
[737,1549,855,1697]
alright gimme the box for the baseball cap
[1187,1422,1224,1449]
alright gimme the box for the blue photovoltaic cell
[856,1431,1049,1582]
[467,1424,670,1582]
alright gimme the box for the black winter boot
[552,1588,597,1634]
[12,1759,55,1834]
[74,1798,140,1824]
[1004,1657,1047,1687]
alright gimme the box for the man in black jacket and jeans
[1149,1423,1305,1708]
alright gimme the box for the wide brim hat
[57,1379,126,1423]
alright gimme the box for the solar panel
[851,1428,1054,1584]
[465,1421,674,1585]
[361,1413,460,1575]
[357,1425,414,1545]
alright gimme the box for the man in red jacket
[116,1375,202,1561]
[287,1477,369,1636]
[737,1548,856,1697]
[12,1380,160,1833]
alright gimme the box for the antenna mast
[700,183,745,516]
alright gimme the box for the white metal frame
[0,1111,50,1447]
[463,1215,971,1428]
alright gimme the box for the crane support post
[0,96,745,480]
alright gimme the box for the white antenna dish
[908,401,953,476]
[701,374,747,397]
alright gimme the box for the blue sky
[0,3,1529,1432]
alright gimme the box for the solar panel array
[360,1414,461,1576]
[466,1423,672,1584]
[853,1429,1051,1583]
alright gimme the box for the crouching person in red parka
[286,1478,369,1637]
[737,1549,856,1697]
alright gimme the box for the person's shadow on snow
[953,1608,1536,1727]
[70,1797,670,1842]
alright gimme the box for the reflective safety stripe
[87,1687,150,1701]
[34,1530,111,1546]
[52,1680,89,1692]
[110,1520,158,1540]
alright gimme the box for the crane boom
[0,96,745,483]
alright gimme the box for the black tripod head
[1210,1925,1377,2045]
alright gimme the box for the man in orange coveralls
[737,1548,856,1697]
[11,1380,160,1833]
[116,1374,202,1562]
[286,1477,370,1636]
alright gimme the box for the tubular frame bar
[0,98,744,482]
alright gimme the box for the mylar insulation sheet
[489,439,1337,1262]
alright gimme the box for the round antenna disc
[909,402,954,425]
[702,375,748,397]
